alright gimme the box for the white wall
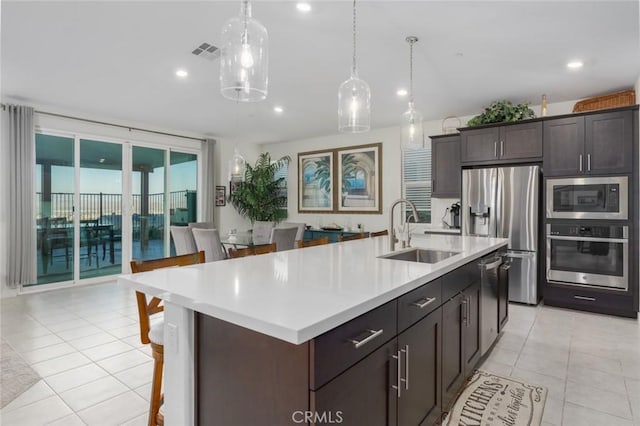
[260,100,579,235]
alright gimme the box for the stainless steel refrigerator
[462,166,540,304]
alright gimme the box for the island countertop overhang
[118,235,508,344]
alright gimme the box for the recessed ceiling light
[99,158,106,163]
[296,2,311,12]
[175,69,188,78]
[273,106,284,113]
[567,61,583,69]
[396,89,408,97]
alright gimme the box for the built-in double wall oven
[546,223,628,290]
[546,176,629,291]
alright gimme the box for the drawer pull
[412,297,436,309]
[402,345,409,390]
[349,328,384,349]
[391,350,402,398]
[574,295,596,302]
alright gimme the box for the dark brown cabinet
[461,121,542,165]
[544,110,633,176]
[312,339,398,426]
[431,134,461,198]
[462,281,481,374]
[397,308,442,426]
[441,280,481,410]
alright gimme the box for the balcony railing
[36,190,197,231]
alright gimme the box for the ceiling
[2,1,639,145]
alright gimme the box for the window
[402,145,431,223]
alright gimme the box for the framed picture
[215,185,226,207]
[337,142,382,213]
[298,150,334,212]
[229,178,242,196]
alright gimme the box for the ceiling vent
[192,42,220,61]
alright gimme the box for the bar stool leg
[149,343,164,426]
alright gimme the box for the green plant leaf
[228,152,291,224]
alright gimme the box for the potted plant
[228,152,291,224]
[467,100,535,126]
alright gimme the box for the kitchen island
[119,234,508,425]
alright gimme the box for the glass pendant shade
[228,149,246,181]
[400,36,424,150]
[220,1,268,102]
[338,71,371,133]
[401,101,424,150]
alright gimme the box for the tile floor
[1,282,639,425]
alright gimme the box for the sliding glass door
[35,134,75,284]
[79,139,123,280]
[30,132,200,288]
[132,146,166,261]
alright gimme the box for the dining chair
[188,221,215,230]
[278,222,305,242]
[269,227,298,251]
[297,236,330,248]
[228,243,277,258]
[370,230,389,237]
[338,233,367,242]
[191,228,226,262]
[130,251,205,426]
[170,226,197,255]
[251,221,275,245]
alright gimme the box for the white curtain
[4,105,36,287]
[201,138,216,224]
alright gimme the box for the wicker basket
[572,89,636,113]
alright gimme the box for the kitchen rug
[0,339,41,408]
[442,369,547,426]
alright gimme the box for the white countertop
[118,235,507,344]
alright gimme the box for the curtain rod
[1,103,207,142]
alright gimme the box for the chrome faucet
[389,198,419,251]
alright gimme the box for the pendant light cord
[352,0,357,75]
[409,40,413,102]
[407,36,418,103]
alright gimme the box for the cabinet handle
[401,345,409,390]
[574,295,596,302]
[587,154,591,171]
[392,350,402,398]
[579,154,583,172]
[412,297,436,309]
[462,298,468,326]
[349,328,383,349]
[494,141,498,157]
[500,140,504,157]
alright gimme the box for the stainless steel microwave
[546,176,628,220]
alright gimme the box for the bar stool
[130,251,205,426]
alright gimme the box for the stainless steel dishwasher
[478,252,504,355]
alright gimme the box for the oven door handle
[546,235,628,244]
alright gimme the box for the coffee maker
[450,202,461,229]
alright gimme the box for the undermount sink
[379,248,460,264]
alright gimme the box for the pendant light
[228,148,246,181]
[400,36,424,150]
[220,0,268,102]
[338,0,371,133]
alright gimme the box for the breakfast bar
[118,234,508,425]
